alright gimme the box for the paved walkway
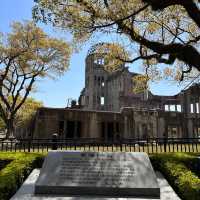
[11,169,181,200]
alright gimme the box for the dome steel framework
[87,42,110,56]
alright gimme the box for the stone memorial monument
[35,151,160,198]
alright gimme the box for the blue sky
[0,0,184,107]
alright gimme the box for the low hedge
[0,160,11,171]
[0,152,44,200]
[150,153,200,200]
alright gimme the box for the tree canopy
[33,0,200,82]
[0,21,71,138]
[15,97,43,130]
[0,97,43,132]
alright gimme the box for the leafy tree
[0,21,71,138]
[0,97,43,134]
[33,0,200,82]
[14,97,43,130]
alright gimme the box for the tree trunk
[6,118,15,139]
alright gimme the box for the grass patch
[0,152,44,200]
[150,153,200,200]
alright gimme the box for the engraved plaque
[35,151,160,198]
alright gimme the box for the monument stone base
[11,151,181,200]
[34,151,160,198]
[11,169,181,200]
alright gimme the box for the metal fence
[0,136,200,153]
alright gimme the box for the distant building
[28,44,200,140]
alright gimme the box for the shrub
[150,153,200,200]
[0,160,11,171]
[0,152,44,200]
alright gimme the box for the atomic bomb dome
[33,44,200,142]
[87,42,110,56]
[79,43,146,111]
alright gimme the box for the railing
[0,136,200,153]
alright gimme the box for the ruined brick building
[79,44,160,111]
[31,44,200,140]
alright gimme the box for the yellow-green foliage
[15,97,43,128]
[0,97,43,130]
[0,152,44,200]
[150,153,200,200]
[33,0,200,83]
[0,21,72,138]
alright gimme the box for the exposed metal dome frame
[87,42,110,56]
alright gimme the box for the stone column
[177,126,180,138]
[187,119,193,137]
[104,122,108,141]
[74,121,78,138]
[193,100,197,113]
[134,121,138,138]
[198,97,200,114]
[175,104,177,112]
[63,121,66,139]
[82,121,87,138]
[65,121,68,139]
[89,113,98,138]
[180,126,183,138]
[194,126,197,137]
[124,116,128,138]
[113,122,117,139]
[138,123,142,139]
[158,118,165,137]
